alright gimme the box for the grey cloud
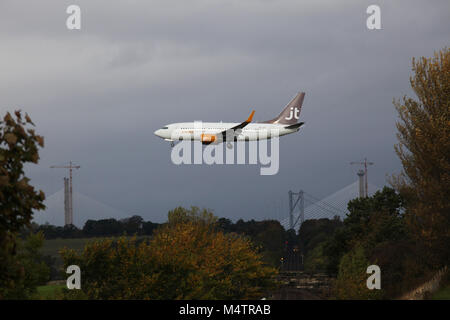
[1,0,449,224]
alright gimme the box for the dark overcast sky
[1,0,449,223]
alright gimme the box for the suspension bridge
[279,180,380,231]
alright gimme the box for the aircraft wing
[217,110,255,141]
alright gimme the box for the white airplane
[154,92,305,148]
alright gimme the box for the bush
[61,208,277,299]
[333,246,382,300]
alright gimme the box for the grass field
[42,236,151,278]
[34,284,66,300]
[431,286,450,300]
[42,238,98,276]
[42,238,93,257]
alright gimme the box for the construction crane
[50,161,80,225]
[350,158,374,197]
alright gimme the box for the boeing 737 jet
[154,92,305,148]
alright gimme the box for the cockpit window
[162,126,168,129]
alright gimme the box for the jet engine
[201,133,216,144]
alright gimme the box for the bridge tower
[288,190,304,231]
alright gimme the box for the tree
[219,218,288,267]
[15,232,50,298]
[0,231,50,299]
[333,246,382,300]
[0,111,45,299]
[324,187,406,275]
[344,187,407,252]
[369,240,431,298]
[149,214,277,299]
[298,218,343,257]
[82,218,123,237]
[251,220,286,267]
[304,242,329,273]
[168,206,217,225]
[120,215,144,235]
[61,207,277,299]
[142,220,160,236]
[393,48,450,266]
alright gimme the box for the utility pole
[288,190,304,230]
[50,161,80,226]
[350,158,374,197]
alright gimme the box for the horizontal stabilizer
[285,122,304,129]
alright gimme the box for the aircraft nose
[154,129,162,137]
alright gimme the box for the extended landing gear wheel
[170,141,175,147]
[226,142,233,149]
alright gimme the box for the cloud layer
[1,0,448,223]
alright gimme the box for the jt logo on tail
[263,92,304,125]
[285,107,300,121]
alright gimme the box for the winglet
[246,110,255,123]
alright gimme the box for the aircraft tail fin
[263,92,305,125]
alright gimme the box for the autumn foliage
[61,207,277,299]
[393,48,450,266]
[0,111,45,233]
[0,111,46,299]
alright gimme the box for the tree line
[30,210,297,269]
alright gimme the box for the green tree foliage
[344,187,406,251]
[369,239,431,298]
[324,187,406,275]
[0,111,45,299]
[82,218,124,237]
[304,242,329,273]
[38,216,159,239]
[1,232,50,299]
[16,232,50,296]
[298,218,343,254]
[334,246,382,300]
[120,215,144,234]
[61,207,277,299]
[217,217,289,267]
[324,187,434,298]
[142,220,159,236]
[393,48,450,267]
[296,218,343,273]
[318,187,419,299]
[168,206,217,225]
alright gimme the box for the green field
[42,238,98,276]
[42,237,93,257]
[34,284,66,300]
[42,236,151,278]
[431,286,450,300]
